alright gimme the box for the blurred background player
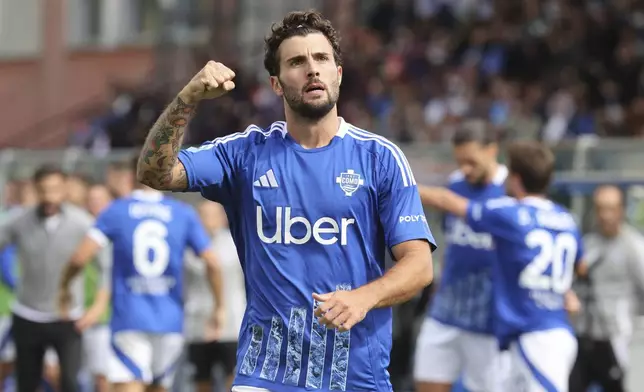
[569,185,644,392]
[81,183,114,392]
[0,166,109,392]
[0,179,35,390]
[414,121,507,392]
[105,161,135,199]
[66,175,92,209]
[184,201,244,392]
[137,10,435,392]
[59,158,225,392]
[419,141,585,392]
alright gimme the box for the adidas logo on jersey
[256,206,355,245]
[254,169,279,188]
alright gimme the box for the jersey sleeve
[177,126,255,203]
[377,147,436,251]
[184,206,212,256]
[465,197,519,241]
[574,230,585,265]
[88,203,119,247]
[0,246,16,290]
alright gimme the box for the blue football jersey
[90,190,211,334]
[178,119,436,392]
[465,196,584,348]
[429,167,507,334]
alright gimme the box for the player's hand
[58,289,72,319]
[75,307,101,332]
[313,290,375,332]
[204,308,226,341]
[564,290,581,315]
[178,61,236,104]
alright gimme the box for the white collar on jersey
[521,196,554,210]
[335,117,349,138]
[278,117,350,138]
[131,189,163,202]
[493,165,508,185]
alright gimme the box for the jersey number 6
[132,220,171,278]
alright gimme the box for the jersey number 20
[133,220,170,278]
[519,229,577,294]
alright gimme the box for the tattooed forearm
[137,96,196,190]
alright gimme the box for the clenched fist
[178,61,236,104]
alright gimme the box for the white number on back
[132,220,170,278]
[519,229,577,294]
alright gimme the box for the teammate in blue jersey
[414,122,508,392]
[136,10,435,392]
[58,161,225,392]
[419,141,586,392]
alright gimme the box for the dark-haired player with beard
[136,10,436,392]
[414,121,508,392]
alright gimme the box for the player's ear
[270,76,283,97]
[337,65,343,86]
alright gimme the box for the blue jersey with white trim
[465,197,584,348]
[429,167,507,334]
[178,119,436,392]
[91,190,211,334]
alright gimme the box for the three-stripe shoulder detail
[186,122,285,152]
[344,125,416,187]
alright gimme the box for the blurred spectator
[81,183,113,392]
[66,174,91,209]
[104,161,134,199]
[85,184,113,218]
[570,185,644,392]
[71,1,644,147]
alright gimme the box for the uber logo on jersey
[256,206,355,246]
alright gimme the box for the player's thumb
[222,80,235,91]
[313,292,332,302]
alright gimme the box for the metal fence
[4,138,644,217]
[1,139,644,390]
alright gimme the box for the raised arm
[137,97,195,191]
[418,184,469,217]
[137,61,236,191]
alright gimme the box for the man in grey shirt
[570,185,644,392]
[0,166,107,392]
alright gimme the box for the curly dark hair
[263,10,342,77]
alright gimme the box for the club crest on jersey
[336,169,364,196]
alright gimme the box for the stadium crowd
[71,0,644,152]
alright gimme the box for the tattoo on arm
[138,96,196,190]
